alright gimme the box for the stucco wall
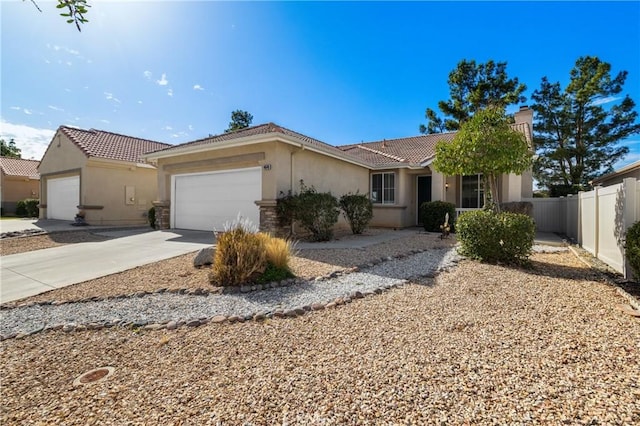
[81,160,158,225]
[0,174,39,214]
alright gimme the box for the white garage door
[47,176,80,220]
[172,167,262,231]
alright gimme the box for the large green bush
[15,198,39,217]
[456,210,535,264]
[339,192,373,234]
[277,181,339,241]
[625,221,640,281]
[420,201,456,233]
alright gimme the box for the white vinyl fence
[524,177,639,278]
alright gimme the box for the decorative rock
[240,285,252,293]
[325,302,337,309]
[227,316,242,323]
[166,321,178,330]
[87,323,103,330]
[294,307,306,316]
[211,315,227,323]
[273,310,285,318]
[311,303,325,311]
[193,247,215,267]
[75,325,87,332]
[352,291,364,299]
[62,324,76,333]
[144,323,166,331]
[284,309,299,318]
[186,319,201,327]
[253,312,267,321]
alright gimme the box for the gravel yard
[0,231,111,256]
[1,249,638,425]
[1,230,639,424]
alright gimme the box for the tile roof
[150,122,363,163]
[339,132,457,166]
[339,122,532,167]
[0,157,40,179]
[59,126,170,163]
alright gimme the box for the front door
[417,175,432,224]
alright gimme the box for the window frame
[371,172,396,205]
[460,173,484,209]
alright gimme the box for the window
[371,172,395,204]
[461,174,484,208]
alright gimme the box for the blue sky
[1,1,639,170]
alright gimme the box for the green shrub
[625,221,640,281]
[256,262,295,284]
[339,192,373,234]
[277,181,339,241]
[420,201,456,233]
[456,210,535,264]
[16,198,39,217]
[148,207,156,229]
[500,201,533,216]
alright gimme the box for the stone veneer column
[256,200,290,237]
[152,201,170,230]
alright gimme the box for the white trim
[371,171,396,205]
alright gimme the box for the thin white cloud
[167,89,173,97]
[138,100,143,104]
[23,109,33,115]
[156,73,169,86]
[188,124,194,131]
[0,119,56,160]
[48,105,64,112]
[44,59,51,64]
[143,70,152,80]
[104,92,121,104]
[193,84,204,91]
[100,119,110,124]
[10,106,21,110]
[591,96,621,106]
[163,126,173,131]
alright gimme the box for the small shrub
[625,221,640,280]
[339,192,373,234]
[16,198,39,217]
[148,207,156,229]
[260,233,295,270]
[456,210,535,264]
[420,201,456,233]
[276,190,298,230]
[256,262,295,284]
[210,218,267,287]
[500,201,533,216]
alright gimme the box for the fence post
[594,186,600,259]
[622,178,638,280]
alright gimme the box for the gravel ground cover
[1,250,638,425]
[0,231,111,256]
[4,231,455,306]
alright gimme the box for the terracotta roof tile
[151,122,363,163]
[0,157,40,179]
[339,132,457,166]
[59,126,170,163]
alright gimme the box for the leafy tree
[420,59,527,134]
[27,0,90,31]
[1,138,22,158]
[225,110,253,133]
[531,56,640,190]
[432,107,532,212]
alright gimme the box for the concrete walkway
[1,229,214,304]
[0,218,145,234]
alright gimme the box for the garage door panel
[47,176,80,220]
[173,168,261,231]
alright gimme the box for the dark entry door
[417,175,432,224]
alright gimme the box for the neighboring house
[591,160,640,187]
[143,106,534,233]
[38,126,170,225]
[0,157,40,215]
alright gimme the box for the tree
[531,56,640,190]
[225,110,253,133]
[27,0,90,32]
[1,138,22,158]
[420,59,527,134]
[432,107,532,212]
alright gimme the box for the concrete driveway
[0,229,214,304]
[0,218,145,234]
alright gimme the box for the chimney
[381,139,386,148]
[514,105,533,128]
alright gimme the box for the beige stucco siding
[0,174,39,214]
[80,160,158,225]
